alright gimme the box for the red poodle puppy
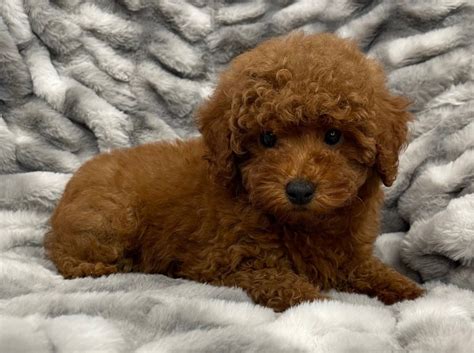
[45,33,424,311]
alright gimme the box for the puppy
[45,33,424,312]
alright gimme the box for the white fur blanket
[0,1,473,352]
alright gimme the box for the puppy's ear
[197,87,242,192]
[374,93,411,187]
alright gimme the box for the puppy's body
[46,33,423,311]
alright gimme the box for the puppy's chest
[232,227,353,274]
[280,231,354,287]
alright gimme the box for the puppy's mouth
[291,206,309,212]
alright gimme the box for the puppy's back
[44,138,208,278]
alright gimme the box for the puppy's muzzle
[286,179,315,205]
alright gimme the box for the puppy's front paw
[347,258,426,305]
[265,291,329,312]
[377,284,425,305]
[219,268,329,312]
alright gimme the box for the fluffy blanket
[0,0,473,352]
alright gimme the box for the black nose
[285,179,315,205]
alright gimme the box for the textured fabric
[0,0,473,352]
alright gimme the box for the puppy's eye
[260,132,277,148]
[324,129,342,145]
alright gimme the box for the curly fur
[45,33,423,311]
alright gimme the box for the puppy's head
[198,33,410,224]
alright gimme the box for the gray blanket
[1,1,473,352]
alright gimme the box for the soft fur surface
[45,33,423,311]
[1,0,473,352]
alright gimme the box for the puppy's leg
[345,257,424,305]
[45,190,138,278]
[215,268,327,312]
